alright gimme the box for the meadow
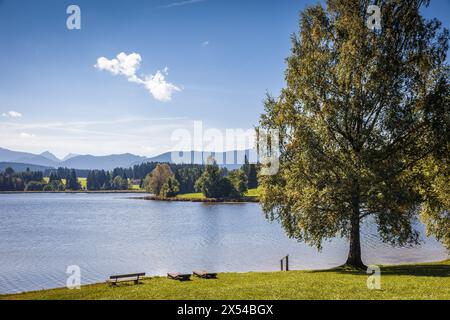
[3,260,449,300]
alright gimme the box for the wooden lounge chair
[167,273,191,281]
[193,270,217,279]
[107,273,146,286]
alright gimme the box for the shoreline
[144,195,259,203]
[0,190,148,194]
[0,191,259,203]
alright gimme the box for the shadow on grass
[380,263,450,277]
[312,260,450,278]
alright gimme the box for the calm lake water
[0,193,447,294]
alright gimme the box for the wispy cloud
[2,111,22,118]
[201,41,210,47]
[95,52,181,102]
[20,132,35,138]
[159,0,207,9]
[0,117,191,158]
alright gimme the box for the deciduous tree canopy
[258,0,449,268]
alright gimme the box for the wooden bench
[193,270,217,279]
[107,273,146,286]
[167,273,191,281]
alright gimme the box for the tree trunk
[346,193,366,269]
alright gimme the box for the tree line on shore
[0,167,83,191]
[0,167,44,191]
[0,156,259,198]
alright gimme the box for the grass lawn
[176,192,206,199]
[176,189,259,201]
[130,183,142,190]
[78,177,87,189]
[245,188,259,198]
[2,260,449,300]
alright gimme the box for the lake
[0,193,447,294]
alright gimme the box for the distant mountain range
[0,162,53,173]
[0,147,147,170]
[0,147,257,171]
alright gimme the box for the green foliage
[160,176,181,197]
[24,181,46,191]
[44,180,66,191]
[48,172,59,183]
[218,177,239,199]
[144,164,178,196]
[87,170,112,190]
[228,169,248,196]
[130,162,204,194]
[247,165,258,189]
[258,0,449,267]
[43,184,54,192]
[174,165,204,194]
[0,168,43,191]
[53,168,89,181]
[195,160,241,199]
[66,169,81,191]
[241,155,258,189]
[417,156,450,251]
[112,176,129,190]
[195,161,222,198]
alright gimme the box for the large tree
[258,0,449,268]
[144,164,175,196]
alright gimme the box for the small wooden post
[280,255,289,271]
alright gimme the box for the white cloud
[95,52,142,80]
[95,52,181,102]
[159,0,207,9]
[202,41,210,47]
[20,132,35,138]
[2,111,22,118]
[141,69,182,102]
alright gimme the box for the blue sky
[0,0,449,158]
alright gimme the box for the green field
[78,177,87,189]
[176,192,206,199]
[245,188,259,198]
[130,183,143,190]
[2,260,449,300]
